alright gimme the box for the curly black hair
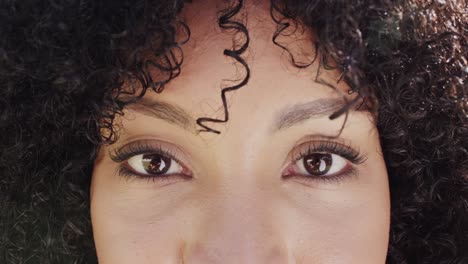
[1,0,467,263]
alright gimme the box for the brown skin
[91,1,390,263]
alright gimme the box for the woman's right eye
[125,153,185,177]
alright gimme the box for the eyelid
[108,140,195,182]
[281,137,367,184]
[289,136,368,165]
[108,139,189,167]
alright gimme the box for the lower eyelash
[117,166,186,184]
[109,141,189,182]
[112,140,364,184]
[298,165,358,184]
[290,140,365,183]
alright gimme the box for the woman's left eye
[125,153,184,176]
[289,153,350,178]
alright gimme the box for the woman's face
[91,1,390,263]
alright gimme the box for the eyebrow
[126,98,194,131]
[126,97,369,133]
[273,97,365,132]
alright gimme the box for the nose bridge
[183,184,291,264]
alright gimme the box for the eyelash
[109,141,187,182]
[109,140,367,183]
[110,142,178,163]
[288,140,367,184]
[293,140,366,165]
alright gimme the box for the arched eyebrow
[273,97,369,132]
[126,98,195,132]
[125,97,370,134]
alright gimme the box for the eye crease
[108,138,367,184]
[281,139,366,183]
[109,140,192,183]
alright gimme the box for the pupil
[142,154,171,174]
[303,153,332,175]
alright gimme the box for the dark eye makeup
[283,139,367,184]
[292,140,366,164]
[109,140,192,183]
[110,140,180,163]
[108,137,367,184]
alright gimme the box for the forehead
[121,0,361,137]
[180,1,318,67]
[163,0,350,95]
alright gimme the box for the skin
[91,1,390,263]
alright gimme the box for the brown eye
[141,154,171,174]
[127,153,183,176]
[303,153,332,175]
[294,153,348,177]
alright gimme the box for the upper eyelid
[109,138,367,172]
[108,140,181,163]
[290,139,368,165]
[295,134,359,147]
[109,141,195,178]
